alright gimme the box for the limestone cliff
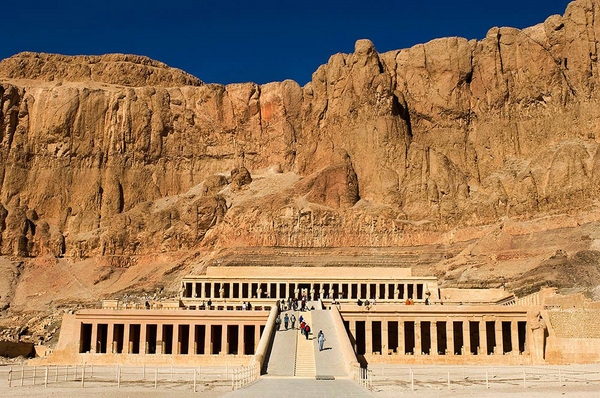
[0,0,600,267]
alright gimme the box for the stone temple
[37,255,600,377]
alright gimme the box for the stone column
[415,321,421,355]
[381,320,389,355]
[479,321,488,355]
[189,325,196,355]
[349,320,357,353]
[238,324,245,355]
[413,283,418,299]
[107,323,115,354]
[431,321,438,355]
[205,325,212,355]
[495,321,503,355]
[511,320,520,355]
[222,325,228,355]
[463,320,471,355]
[173,324,180,355]
[447,321,454,355]
[254,325,261,353]
[192,283,198,298]
[365,320,373,354]
[123,324,131,354]
[403,284,408,299]
[156,324,164,355]
[276,283,280,299]
[200,282,205,299]
[140,324,147,354]
[375,284,380,300]
[90,323,98,354]
[398,319,405,354]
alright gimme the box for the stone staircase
[294,311,316,377]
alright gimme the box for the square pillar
[276,283,281,299]
[349,320,357,353]
[221,325,228,355]
[192,283,198,298]
[495,321,503,355]
[398,319,405,355]
[189,324,196,355]
[366,320,373,353]
[200,282,205,299]
[479,320,488,355]
[463,320,471,355]
[376,284,380,300]
[238,324,245,355]
[415,321,421,355]
[140,324,147,354]
[205,325,213,355]
[90,323,98,354]
[107,323,115,354]
[403,284,408,299]
[447,321,454,355]
[413,283,418,299]
[173,324,180,355]
[511,320,520,355]
[431,321,438,355]
[156,324,164,355]
[381,320,389,355]
[123,324,131,354]
[254,325,261,352]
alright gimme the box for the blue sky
[1,0,570,85]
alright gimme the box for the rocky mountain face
[1,0,600,303]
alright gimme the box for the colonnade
[182,280,433,302]
[346,317,529,356]
[79,321,263,356]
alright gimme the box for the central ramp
[294,310,316,377]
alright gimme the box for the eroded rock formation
[1,0,600,261]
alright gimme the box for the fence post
[8,366,12,387]
[81,363,85,388]
[117,365,121,388]
[447,371,450,389]
[193,369,197,392]
[486,370,489,389]
[143,363,145,380]
[20,366,24,386]
[154,368,158,389]
[44,366,48,388]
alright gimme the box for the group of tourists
[277,296,315,312]
[274,312,327,351]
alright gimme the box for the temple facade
[40,265,600,370]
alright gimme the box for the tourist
[299,314,304,325]
[318,330,325,351]
[284,313,289,329]
[242,301,247,310]
[304,324,311,340]
[300,320,306,332]
[357,298,363,306]
[275,315,281,331]
[290,313,296,329]
[207,299,212,308]
[365,299,371,310]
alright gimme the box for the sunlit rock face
[1,0,600,259]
